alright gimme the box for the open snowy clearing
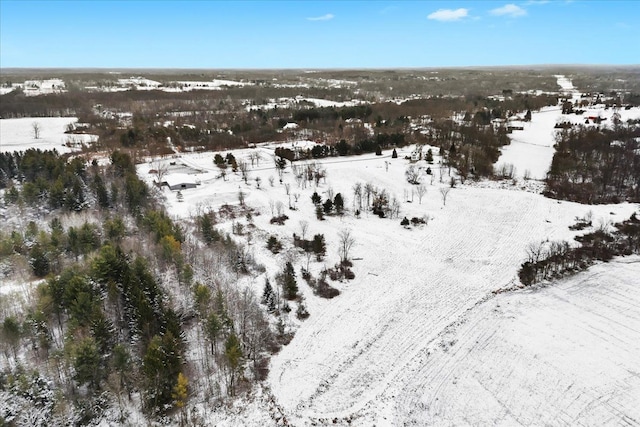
[397,256,640,426]
[0,117,96,154]
[139,137,638,425]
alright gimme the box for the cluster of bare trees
[519,213,640,285]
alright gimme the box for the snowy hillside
[138,130,638,425]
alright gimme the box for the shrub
[266,236,283,253]
[270,215,289,225]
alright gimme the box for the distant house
[161,173,198,191]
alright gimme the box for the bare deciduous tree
[153,159,169,185]
[275,201,284,216]
[338,229,355,263]
[416,184,427,204]
[249,152,262,167]
[405,165,420,185]
[268,176,275,187]
[299,220,309,240]
[439,187,451,206]
[364,183,374,208]
[239,162,249,184]
[352,182,363,212]
[32,122,41,139]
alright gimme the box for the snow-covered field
[138,132,638,425]
[3,74,639,425]
[0,117,97,154]
[397,256,640,426]
[498,105,562,180]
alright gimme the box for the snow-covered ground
[138,137,639,425]
[498,75,640,180]
[0,117,97,154]
[498,105,562,180]
[3,73,639,425]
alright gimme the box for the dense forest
[545,123,640,203]
[0,149,281,425]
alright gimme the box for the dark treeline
[545,123,640,203]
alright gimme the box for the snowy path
[498,105,562,180]
[496,75,575,180]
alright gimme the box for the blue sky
[1,1,638,68]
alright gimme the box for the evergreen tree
[334,193,344,215]
[392,148,398,158]
[72,336,103,391]
[311,191,321,204]
[29,243,50,277]
[143,332,183,412]
[375,145,382,156]
[323,198,333,214]
[200,213,217,245]
[261,279,276,312]
[312,234,327,261]
[1,316,21,360]
[104,217,126,242]
[282,262,298,300]
[94,174,110,208]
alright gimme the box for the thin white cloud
[524,0,549,5]
[427,8,469,22]
[307,13,334,21]
[490,4,527,17]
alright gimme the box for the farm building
[161,173,199,190]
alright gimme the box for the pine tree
[282,262,298,300]
[262,279,276,312]
[1,316,21,360]
[29,243,50,277]
[311,191,321,204]
[312,234,326,261]
[94,174,110,208]
[323,198,333,214]
[200,213,217,245]
[392,148,398,158]
[72,336,102,391]
[334,193,344,215]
